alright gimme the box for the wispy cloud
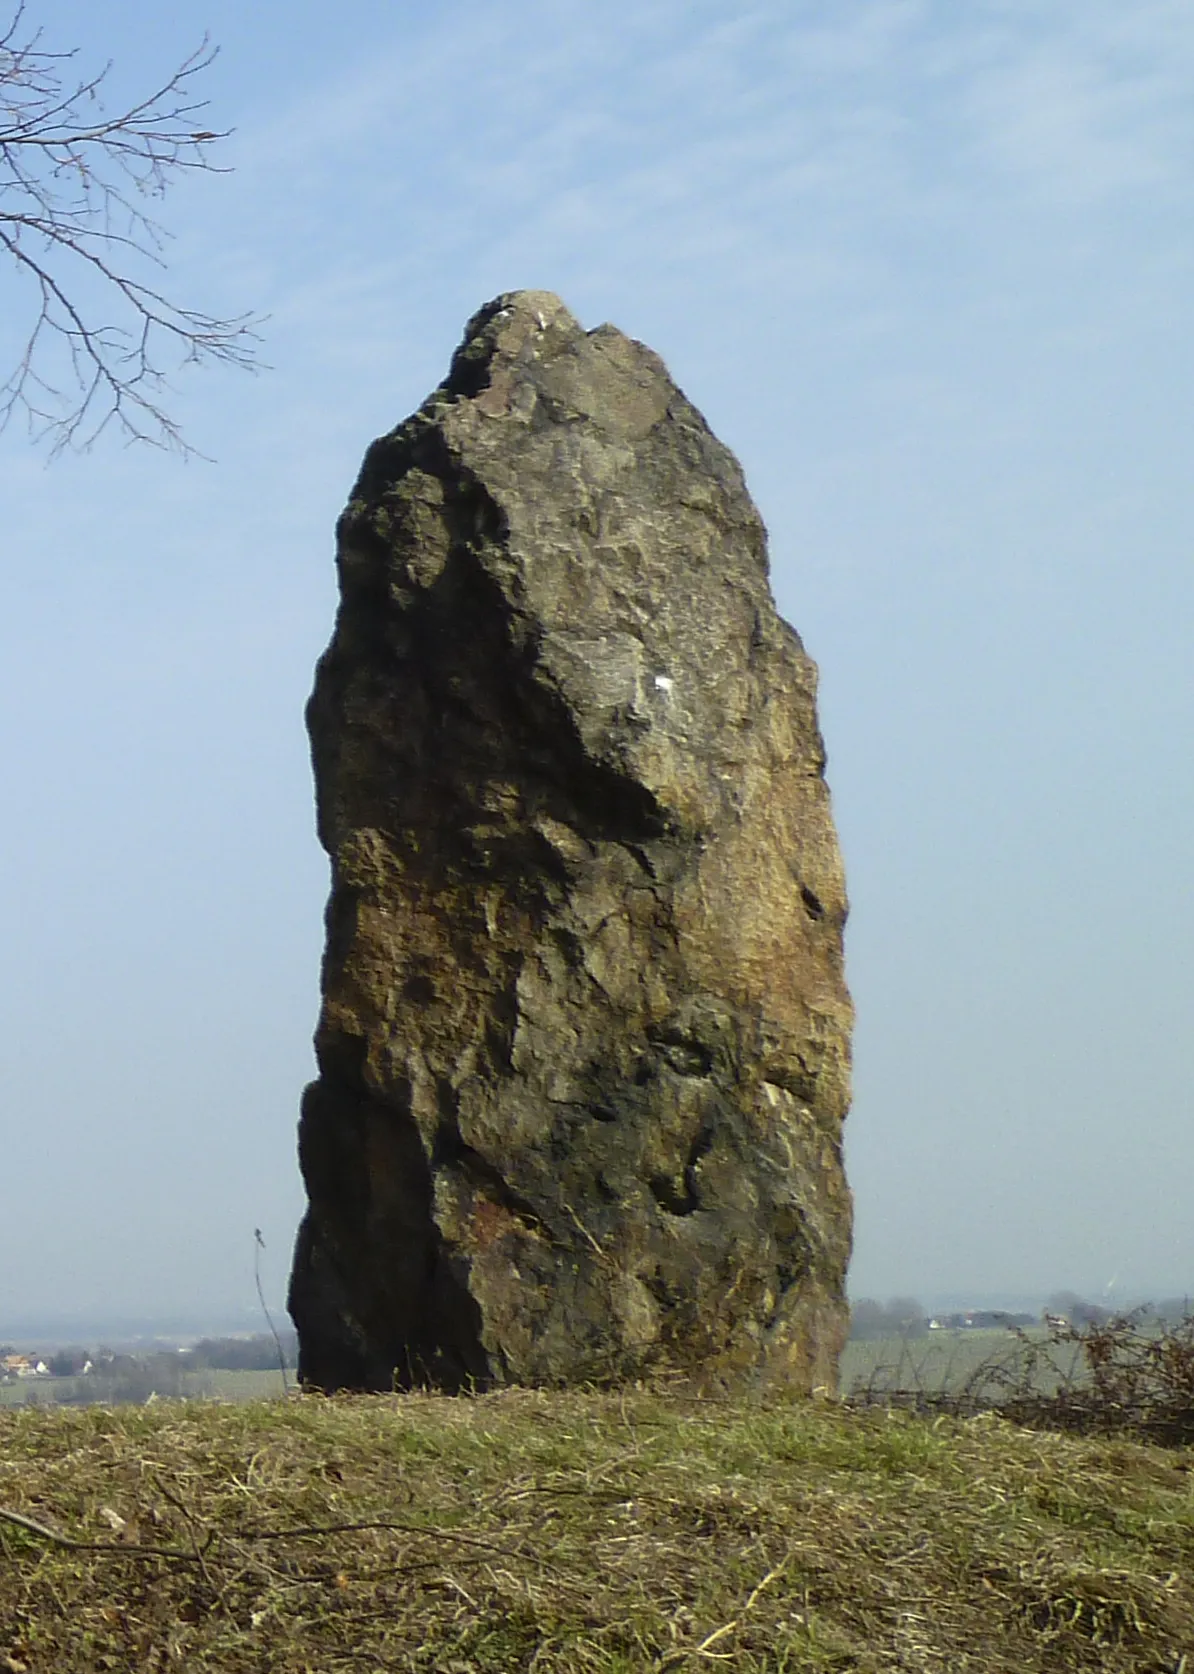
[942,0,1194,205]
[208,0,1194,349]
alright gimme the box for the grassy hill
[2,1386,1192,1671]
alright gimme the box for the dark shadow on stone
[288,1077,490,1393]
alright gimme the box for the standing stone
[288,291,853,1394]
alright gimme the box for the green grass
[839,1327,1086,1402]
[1,1386,1192,1671]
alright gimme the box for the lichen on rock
[288,290,854,1394]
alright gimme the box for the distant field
[0,1368,290,1407]
[840,1326,1086,1401]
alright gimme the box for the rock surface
[288,291,853,1394]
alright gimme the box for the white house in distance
[0,1353,50,1378]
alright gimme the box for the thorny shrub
[853,1310,1194,1447]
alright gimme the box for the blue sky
[1,0,1191,1328]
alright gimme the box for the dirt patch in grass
[1,1388,1192,1671]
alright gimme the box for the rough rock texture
[288,291,853,1395]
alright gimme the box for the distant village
[2,1348,105,1380]
[1,1352,56,1379]
[0,1335,294,1394]
[926,1311,1037,1332]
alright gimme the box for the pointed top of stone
[446,290,583,397]
[469,289,579,334]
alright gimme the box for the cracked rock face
[288,291,854,1394]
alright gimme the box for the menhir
[288,291,853,1394]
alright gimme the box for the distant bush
[1044,1290,1117,1327]
[182,1333,297,1372]
[52,1352,188,1405]
[849,1297,927,1340]
[850,1309,1194,1449]
[47,1348,90,1378]
[999,1311,1194,1446]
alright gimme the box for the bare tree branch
[0,3,263,454]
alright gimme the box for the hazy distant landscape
[5,1293,1189,1409]
[0,1331,295,1408]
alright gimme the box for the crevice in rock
[402,969,437,1008]
[627,844,658,880]
[481,962,521,1076]
[291,1075,492,1395]
[649,1122,715,1217]
[650,1028,714,1078]
[800,884,825,922]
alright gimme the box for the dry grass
[1,1388,1193,1671]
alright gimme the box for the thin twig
[0,1504,200,1562]
[0,11,263,451]
[254,1227,291,1394]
